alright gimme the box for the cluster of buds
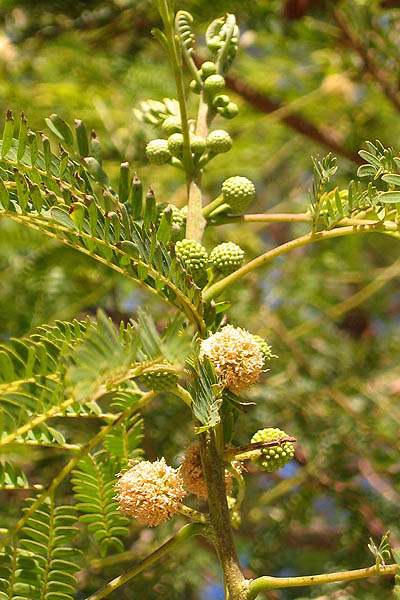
[189,61,239,120]
[174,238,245,280]
[251,428,295,472]
[145,127,234,170]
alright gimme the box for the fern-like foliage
[67,309,190,402]
[104,412,143,466]
[188,356,222,433]
[72,451,131,557]
[0,111,205,332]
[0,319,94,446]
[309,153,338,232]
[0,540,39,600]
[310,144,400,231]
[321,180,378,229]
[16,496,81,600]
[0,460,40,490]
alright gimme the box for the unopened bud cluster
[138,367,178,392]
[209,242,244,275]
[251,428,295,472]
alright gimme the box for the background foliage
[0,0,400,599]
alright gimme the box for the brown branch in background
[334,8,400,114]
[224,73,363,165]
[281,0,336,20]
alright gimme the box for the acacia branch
[248,563,398,598]
[203,222,400,302]
[84,523,206,600]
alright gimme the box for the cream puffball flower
[115,458,186,527]
[199,325,263,393]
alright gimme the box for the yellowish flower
[199,325,263,393]
[115,458,186,527]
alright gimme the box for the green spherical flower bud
[213,94,230,108]
[207,36,223,51]
[156,203,185,229]
[175,239,208,274]
[206,130,232,154]
[210,242,244,275]
[204,74,225,96]
[218,102,239,120]
[190,79,202,94]
[168,133,184,158]
[251,428,295,472]
[201,61,217,79]
[145,139,171,165]
[139,368,178,392]
[162,116,181,136]
[251,335,274,368]
[190,135,206,155]
[222,176,255,214]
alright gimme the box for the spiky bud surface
[200,61,217,78]
[115,458,186,527]
[145,139,171,165]
[222,176,255,214]
[204,74,225,95]
[251,428,295,472]
[251,335,274,368]
[168,133,184,158]
[175,239,208,274]
[138,368,178,392]
[180,442,233,498]
[210,242,244,275]
[162,116,181,135]
[190,136,206,155]
[206,130,232,154]
[199,324,263,393]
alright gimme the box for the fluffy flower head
[115,458,186,527]
[199,325,263,393]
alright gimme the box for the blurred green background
[1,1,400,598]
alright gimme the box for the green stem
[156,0,194,186]
[186,91,213,241]
[199,429,249,599]
[173,383,193,407]
[203,194,225,218]
[226,463,246,513]
[178,503,210,524]
[223,438,296,462]
[203,223,399,302]
[84,523,206,600]
[248,563,398,599]
[208,212,400,228]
